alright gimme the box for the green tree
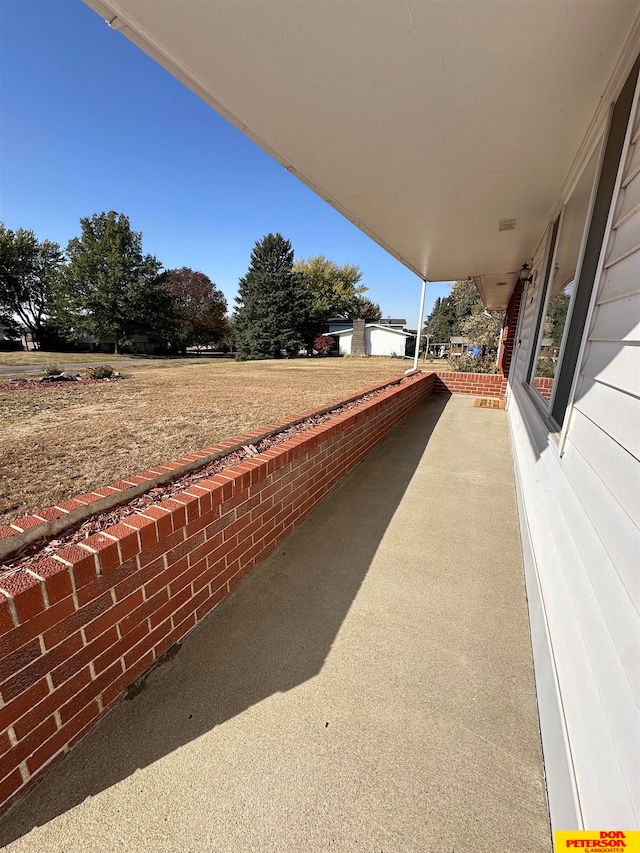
[165,267,228,353]
[422,280,501,351]
[544,290,571,346]
[293,255,366,353]
[423,279,503,350]
[58,211,167,353]
[448,278,482,321]
[350,295,382,320]
[423,296,458,343]
[235,233,307,360]
[450,279,501,351]
[460,310,502,349]
[0,224,63,347]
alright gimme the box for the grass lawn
[0,351,136,367]
[0,357,408,524]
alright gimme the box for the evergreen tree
[423,280,502,352]
[235,233,306,360]
[423,296,458,342]
[58,211,168,353]
[350,295,382,321]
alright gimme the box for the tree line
[0,213,229,353]
[234,232,381,360]
[423,279,502,351]
[0,213,382,358]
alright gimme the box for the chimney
[351,318,366,355]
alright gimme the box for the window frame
[557,62,640,451]
[525,129,607,423]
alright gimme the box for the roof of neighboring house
[332,324,414,337]
[450,337,469,344]
[328,318,407,325]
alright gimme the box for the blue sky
[0,0,452,327]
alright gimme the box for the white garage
[333,323,414,357]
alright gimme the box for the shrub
[87,364,114,380]
[42,363,62,377]
[313,334,335,356]
[448,355,498,374]
[535,357,556,378]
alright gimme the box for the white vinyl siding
[337,332,353,355]
[367,327,407,357]
[508,72,640,830]
[336,327,409,357]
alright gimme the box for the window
[552,55,640,427]
[528,139,603,408]
[524,56,639,428]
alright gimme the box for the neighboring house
[100,334,167,355]
[75,334,168,354]
[326,317,407,334]
[332,320,414,357]
[84,0,639,833]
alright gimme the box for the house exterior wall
[507,58,640,831]
[336,328,408,357]
[366,327,407,357]
[337,333,353,355]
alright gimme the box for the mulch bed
[1,374,418,574]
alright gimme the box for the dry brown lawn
[0,351,133,367]
[0,358,408,524]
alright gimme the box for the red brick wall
[532,376,553,401]
[430,371,508,399]
[497,280,523,378]
[0,373,434,815]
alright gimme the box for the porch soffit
[85,0,639,308]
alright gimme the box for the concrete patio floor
[0,394,551,852]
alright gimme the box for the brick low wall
[431,371,508,398]
[0,372,434,815]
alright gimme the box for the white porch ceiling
[85,0,639,308]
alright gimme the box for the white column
[409,279,427,372]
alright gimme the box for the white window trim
[548,128,607,416]
[558,74,640,455]
[526,125,607,422]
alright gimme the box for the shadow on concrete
[0,396,449,846]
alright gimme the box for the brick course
[429,371,508,399]
[497,281,524,378]
[0,372,434,815]
[532,376,554,401]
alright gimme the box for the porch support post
[411,278,427,372]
